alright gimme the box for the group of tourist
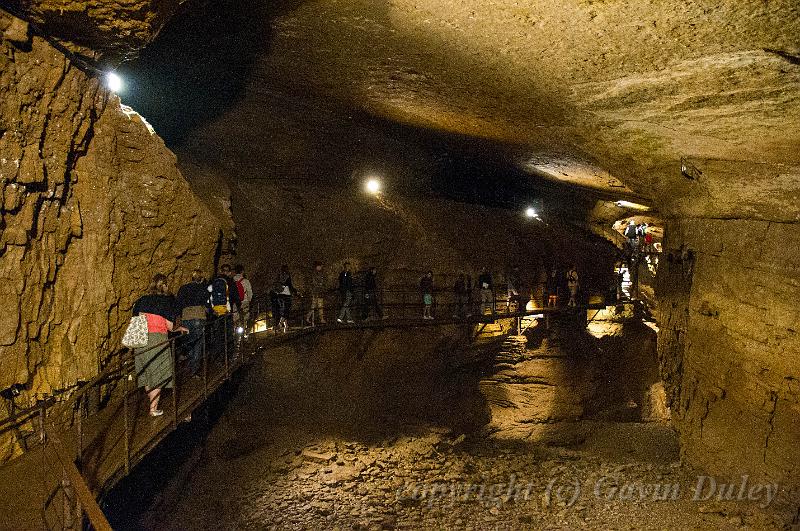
[624,220,655,254]
[127,260,587,416]
[263,261,583,331]
[129,264,252,417]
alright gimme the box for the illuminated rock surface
[0,10,223,433]
[0,0,799,523]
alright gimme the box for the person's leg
[317,298,326,324]
[147,388,162,415]
[306,302,314,325]
[363,293,371,320]
[342,291,353,322]
[186,320,202,376]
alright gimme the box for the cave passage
[1,0,799,529]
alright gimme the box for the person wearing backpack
[208,264,241,354]
[176,269,210,377]
[233,264,253,332]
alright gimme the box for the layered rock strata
[658,218,800,487]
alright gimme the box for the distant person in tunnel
[420,271,434,319]
[566,265,579,308]
[363,266,383,320]
[176,269,210,377]
[478,267,494,315]
[546,267,560,307]
[276,265,295,333]
[337,262,355,323]
[132,274,184,417]
[233,264,253,332]
[305,261,327,326]
[506,265,521,312]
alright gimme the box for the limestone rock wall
[0,14,223,406]
[657,218,800,487]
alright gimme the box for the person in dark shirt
[337,262,354,323]
[176,269,209,377]
[131,274,184,417]
[362,267,383,320]
[275,265,295,333]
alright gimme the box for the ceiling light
[106,72,123,93]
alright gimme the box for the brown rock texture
[0,12,222,414]
[127,0,800,219]
[481,308,665,445]
[2,0,189,57]
[208,175,618,297]
[657,218,800,487]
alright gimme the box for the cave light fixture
[365,177,382,195]
[524,206,542,221]
[615,200,650,211]
[105,71,123,93]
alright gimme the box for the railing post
[75,397,83,468]
[171,339,178,429]
[39,401,46,443]
[224,314,230,379]
[62,472,75,530]
[123,372,130,475]
[202,325,208,400]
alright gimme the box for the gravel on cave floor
[141,421,797,530]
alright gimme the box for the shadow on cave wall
[118,0,614,215]
[116,0,310,145]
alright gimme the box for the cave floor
[125,420,791,530]
[105,322,798,530]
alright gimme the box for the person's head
[314,261,322,271]
[458,272,465,279]
[220,264,231,277]
[370,266,377,274]
[426,270,433,278]
[234,264,245,275]
[344,262,351,272]
[149,273,169,295]
[281,264,289,274]
[191,268,203,282]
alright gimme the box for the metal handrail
[4,312,244,529]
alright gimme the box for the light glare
[525,207,537,218]
[615,200,650,211]
[106,72,123,93]
[365,178,381,194]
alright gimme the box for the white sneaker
[337,318,344,323]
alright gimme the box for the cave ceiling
[14,0,800,219]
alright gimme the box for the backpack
[624,225,637,238]
[210,277,229,307]
[236,278,246,302]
